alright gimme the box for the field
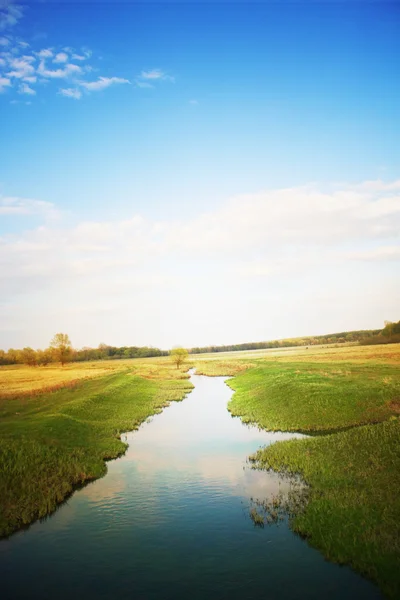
[0,359,192,537]
[1,343,399,596]
[193,343,400,598]
[0,357,183,400]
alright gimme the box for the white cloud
[140,69,174,82]
[1,180,399,348]
[1,31,130,100]
[37,60,82,79]
[71,49,92,61]
[0,2,23,31]
[189,99,198,105]
[6,55,35,79]
[18,82,35,95]
[53,52,68,64]
[135,79,153,89]
[0,196,58,217]
[59,87,82,100]
[2,179,399,285]
[36,48,53,59]
[0,75,11,91]
[141,69,163,79]
[79,76,130,91]
[346,246,400,262]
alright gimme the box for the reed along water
[1,373,381,599]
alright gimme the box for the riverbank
[197,347,400,598]
[1,344,399,596]
[0,364,192,538]
[251,420,399,599]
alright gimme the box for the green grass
[251,420,400,599]
[0,369,192,538]
[2,344,400,596]
[228,362,400,432]
[223,356,400,598]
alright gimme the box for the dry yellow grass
[193,360,255,376]
[1,343,399,399]
[275,342,400,364]
[192,342,400,366]
[0,356,190,398]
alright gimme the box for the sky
[0,0,399,351]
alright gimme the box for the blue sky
[0,1,399,350]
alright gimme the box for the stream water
[1,373,381,599]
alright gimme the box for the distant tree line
[76,343,168,361]
[188,328,387,354]
[359,320,400,346]
[1,321,398,367]
[0,336,168,367]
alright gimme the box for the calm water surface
[1,373,381,599]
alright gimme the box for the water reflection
[0,373,381,600]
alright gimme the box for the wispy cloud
[1,179,399,348]
[72,49,91,61]
[140,68,174,82]
[135,68,175,92]
[36,48,53,59]
[18,81,35,95]
[135,79,153,89]
[79,76,130,92]
[2,179,399,286]
[1,38,131,100]
[9,98,31,105]
[53,52,68,64]
[6,55,35,79]
[141,69,163,80]
[37,60,82,79]
[58,87,82,100]
[0,74,10,91]
[0,2,23,31]
[0,195,58,217]
[0,8,131,101]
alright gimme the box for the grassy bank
[227,361,400,432]
[0,362,192,538]
[251,420,400,599]
[194,344,400,598]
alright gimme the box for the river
[1,372,381,599]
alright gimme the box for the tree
[20,347,37,367]
[6,348,19,364]
[50,333,72,366]
[98,343,111,359]
[170,347,189,369]
[383,320,394,339]
[37,348,53,367]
